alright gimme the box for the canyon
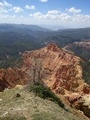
[0,43,90,119]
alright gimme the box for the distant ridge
[0,23,52,32]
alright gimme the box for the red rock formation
[0,67,28,91]
[0,43,89,95]
[82,84,90,94]
[64,93,81,103]
[65,41,90,50]
[22,43,90,119]
[46,43,61,52]
[22,43,88,95]
[64,40,90,60]
[0,43,90,118]
[71,94,90,118]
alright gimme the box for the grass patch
[30,84,65,108]
[32,113,47,120]
[0,116,26,120]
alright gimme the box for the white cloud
[30,12,42,19]
[25,5,35,10]
[29,8,90,28]
[0,1,12,8]
[0,9,8,13]
[30,10,71,21]
[39,0,48,2]
[0,2,4,8]
[0,14,16,19]
[66,7,81,14]
[0,1,12,13]
[0,5,90,28]
[3,1,12,7]
[13,7,24,13]
[48,10,60,15]
[0,2,7,13]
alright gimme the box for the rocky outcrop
[22,43,90,118]
[0,68,28,91]
[64,40,90,60]
[80,95,90,118]
[82,84,90,94]
[22,43,88,94]
[65,41,90,50]
[67,94,90,118]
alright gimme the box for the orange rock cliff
[0,43,90,118]
[22,43,90,95]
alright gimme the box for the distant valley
[0,24,90,68]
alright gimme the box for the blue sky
[0,0,90,29]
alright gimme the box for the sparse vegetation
[0,86,88,120]
[30,84,65,108]
[0,116,26,120]
[0,55,23,68]
[80,60,90,84]
[29,58,65,108]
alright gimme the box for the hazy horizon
[1,22,90,31]
[0,0,90,29]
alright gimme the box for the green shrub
[30,84,64,108]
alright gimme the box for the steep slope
[0,43,89,96]
[0,43,90,119]
[22,43,88,95]
[0,68,28,91]
[21,43,90,118]
[0,86,89,120]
